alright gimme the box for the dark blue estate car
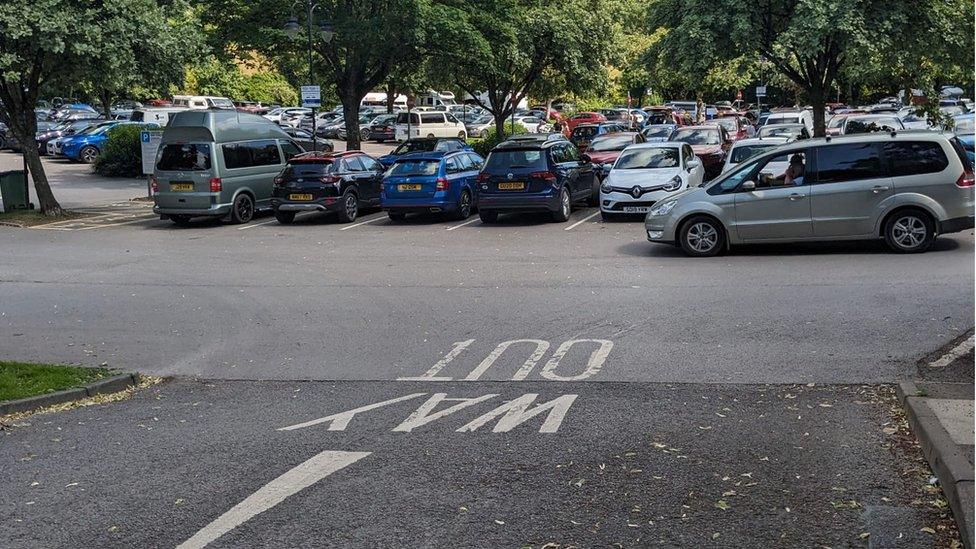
[381,150,485,221]
[475,134,597,223]
[376,137,471,168]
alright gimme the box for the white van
[395,111,467,140]
[130,107,187,125]
[766,110,814,134]
[172,95,236,110]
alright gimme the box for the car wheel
[229,193,255,224]
[80,145,99,164]
[361,129,371,140]
[884,209,934,253]
[479,210,498,223]
[275,210,296,224]
[387,211,406,222]
[457,131,466,139]
[427,133,435,138]
[0,137,6,149]
[600,210,617,221]
[336,191,359,223]
[453,190,472,220]
[679,216,725,257]
[551,186,571,222]
[170,215,191,226]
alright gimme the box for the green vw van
[152,110,303,225]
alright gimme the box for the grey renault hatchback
[152,110,303,225]
[645,132,974,256]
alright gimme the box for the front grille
[607,200,656,211]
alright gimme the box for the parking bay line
[338,214,384,231]
[563,210,601,231]
[176,450,370,549]
[445,218,480,231]
[238,212,316,230]
[929,334,975,368]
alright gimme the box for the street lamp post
[284,2,334,153]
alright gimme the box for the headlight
[649,200,677,216]
[600,180,612,193]
[663,175,683,192]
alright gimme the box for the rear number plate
[623,206,651,213]
[289,193,313,201]
[398,184,422,191]
[498,182,525,190]
[170,183,193,192]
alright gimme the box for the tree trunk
[341,93,362,150]
[23,141,63,215]
[0,86,64,215]
[99,89,113,119]
[809,82,827,138]
[386,82,396,114]
[493,111,509,140]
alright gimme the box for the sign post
[755,85,767,115]
[301,85,321,151]
[140,130,163,198]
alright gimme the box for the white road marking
[445,218,480,231]
[929,335,975,368]
[77,216,158,230]
[278,393,427,431]
[392,393,498,432]
[176,450,370,549]
[463,339,550,381]
[563,210,601,231]
[457,394,578,433]
[238,212,317,230]
[398,339,475,381]
[338,215,383,231]
[540,339,614,381]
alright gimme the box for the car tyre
[80,145,99,164]
[361,129,371,140]
[457,131,466,139]
[336,191,359,223]
[551,186,571,222]
[170,215,191,226]
[275,210,296,224]
[452,190,472,220]
[600,210,617,221]
[884,208,935,253]
[229,193,255,224]
[679,215,725,257]
[479,210,498,223]
[387,211,406,222]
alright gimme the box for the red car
[668,125,731,179]
[705,115,748,141]
[566,111,607,133]
[583,132,646,170]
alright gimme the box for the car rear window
[770,116,801,124]
[884,142,948,176]
[156,143,211,171]
[485,149,546,170]
[284,161,337,177]
[643,126,673,139]
[390,159,441,176]
[814,143,884,184]
[590,135,634,151]
[671,128,720,145]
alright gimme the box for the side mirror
[601,163,612,175]
[741,180,756,191]
[687,159,700,171]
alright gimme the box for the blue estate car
[382,150,485,221]
[60,121,154,163]
[475,134,597,223]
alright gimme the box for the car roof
[627,141,682,149]
[762,123,805,129]
[675,125,721,131]
[731,137,789,146]
[289,150,364,163]
[396,151,449,161]
[592,131,640,139]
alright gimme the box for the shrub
[469,122,528,157]
[93,125,146,177]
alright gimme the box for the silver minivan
[645,132,975,255]
[152,110,303,225]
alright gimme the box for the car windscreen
[390,159,441,176]
[769,116,801,124]
[209,98,235,109]
[730,144,778,163]
[643,126,673,139]
[283,161,337,177]
[614,147,680,169]
[671,128,720,145]
[484,149,546,170]
[156,143,212,171]
[573,126,599,139]
[712,118,736,131]
[393,140,436,155]
[590,135,634,151]
[760,126,800,138]
[396,113,420,125]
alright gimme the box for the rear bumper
[383,197,457,213]
[154,204,232,217]
[939,216,975,234]
[272,198,341,213]
[478,192,559,212]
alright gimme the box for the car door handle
[871,185,890,193]
[789,193,806,201]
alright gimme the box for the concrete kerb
[0,373,140,416]
[897,381,975,549]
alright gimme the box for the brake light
[273,176,284,187]
[209,177,222,192]
[436,177,449,191]
[150,175,158,193]
[477,173,491,183]
[530,171,557,182]
[957,170,975,188]
[319,176,340,184]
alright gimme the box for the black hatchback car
[271,151,384,224]
[476,134,597,223]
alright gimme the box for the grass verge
[0,210,95,227]
[0,361,115,401]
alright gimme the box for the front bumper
[939,216,975,234]
[600,189,675,213]
[644,213,680,244]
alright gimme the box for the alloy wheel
[345,194,358,221]
[892,215,927,249]
[687,222,718,253]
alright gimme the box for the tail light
[477,173,491,183]
[273,176,284,187]
[209,177,222,192]
[957,170,975,188]
[319,175,340,185]
[150,175,158,193]
[436,177,449,191]
[530,171,557,183]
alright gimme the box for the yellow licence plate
[498,182,525,190]
[170,183,193,192]
[398,184,422,191]
[289,193,314,201]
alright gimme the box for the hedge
[468,122,528,157]
[93,125,146,177]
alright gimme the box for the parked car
[376,138,470,168]
[765,110,814,134]
[381,150,485,221]
[362,114,398,142]
[569,122,627,151]
[41,119,103,155]
[465,114,495,139]
[513,115,551,133]
[61,121,155,163]
[565,111,607,133]
[280,126,334,152]
[53,120,119,158]
[953,113,975,164]
[395,111,467,141]
[152,110,302,225]
[582,132,646,176]
[841,115,905,135]
[271,150,384,224]
[599,142,704,220]
[705,115,748,141]
[476,134,597,223]
[641,124,678,142]
[272,108,313,127]
[721,137,790,174]
[668,125,732,179]
[172,95,236,110]
[234,101,269,115]
[299,111,342,134]
[645,132,974,256]
[758,123,811,140]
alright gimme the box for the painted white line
[76,216,158,230]
[445,217,480,231]
[176,450,370,549]
[278,393,427,431]
[238,212,316,230]
[338,215,383,231]
[563,210,601,231]
[929,335,975,368]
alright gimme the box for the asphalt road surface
[1,187,972,547]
